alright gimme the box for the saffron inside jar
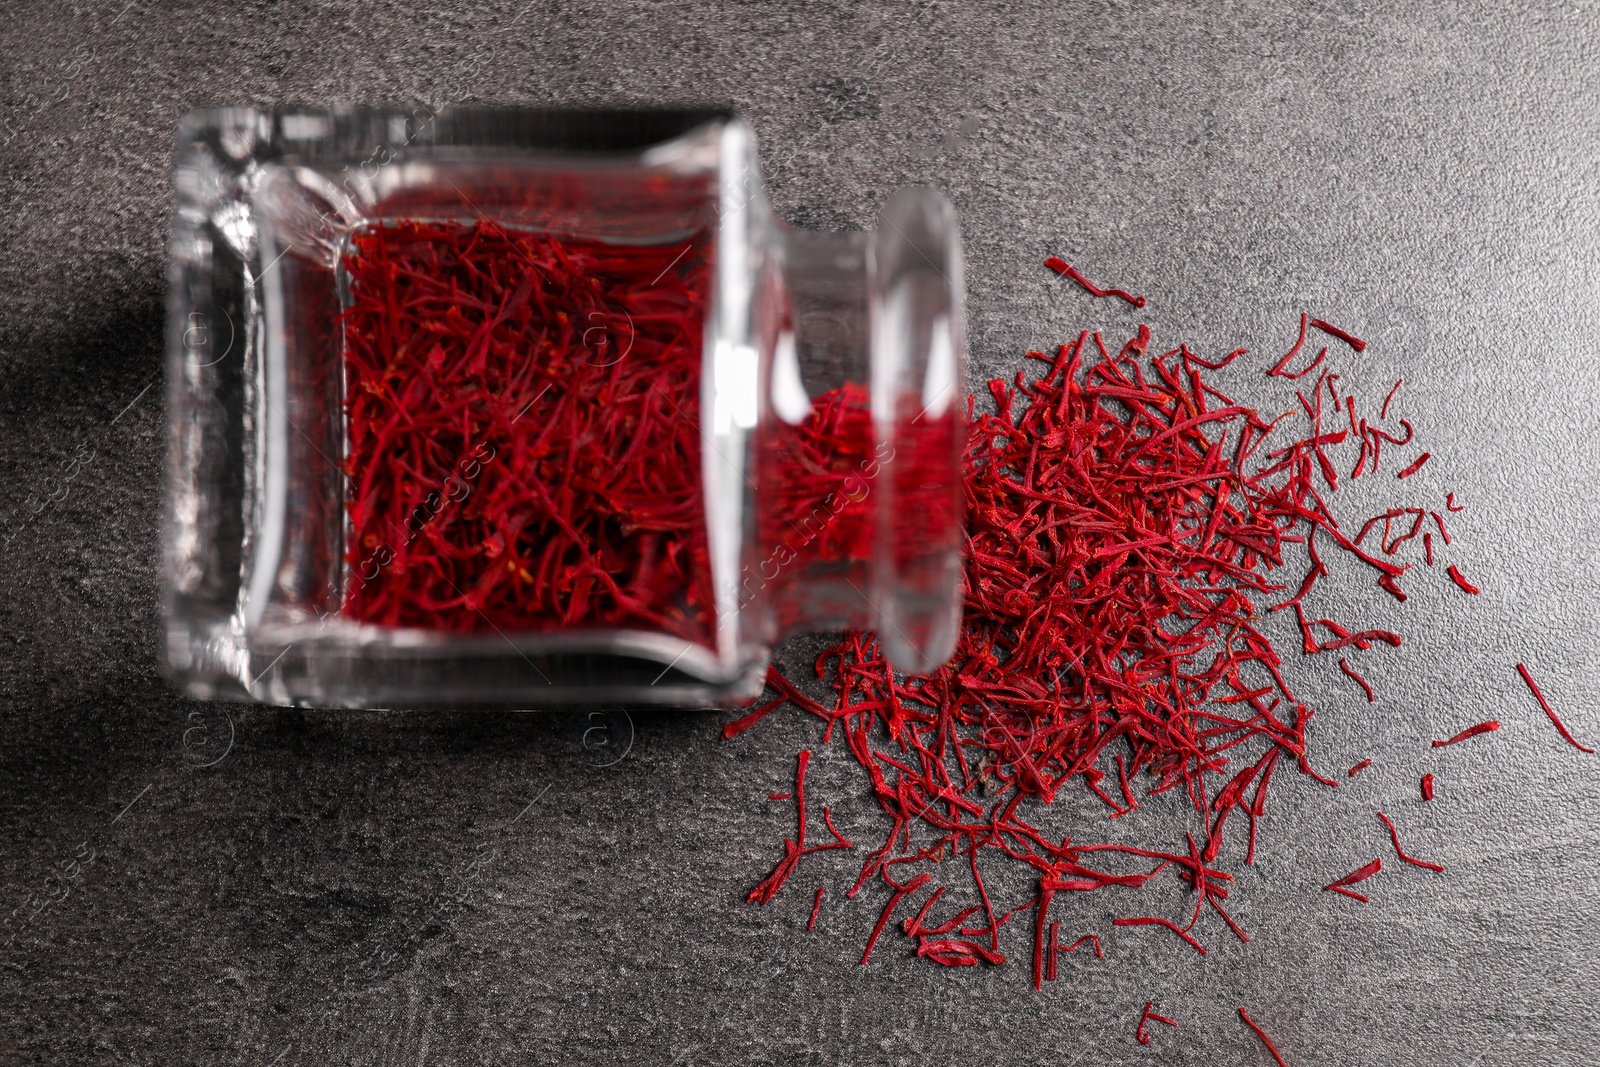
[755,381,962,634]
[338,219,716,645]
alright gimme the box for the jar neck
[748,190,966,675]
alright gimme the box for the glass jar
[164,106,966,708]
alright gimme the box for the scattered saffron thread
[1064,933,1104,958]
[1338,658,1376,703]
[1136,1002,1178,1044]
[1375,811,1444,872]
[1516,663,1595,754]
[1113,916,1207,956]
[736,305,1472,980]
[1238,1008,1291,1067]
[1323,858,1382,903]
[1380,379,1403,419]
[1445,565,1480,595]
[1420,773,1435,800]
[808,885,826,930]
[1043,256,1147,307]
[1309,317,1367,352]
[1346,758,1372,777]
[1395,452,1431,479]
[1431,721,1500,748]
[747,751,854,905]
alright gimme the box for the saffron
[1309,317,1367,352]
[340,219,714,641]
[1395,452,1431,479]
[1431,721,1500,748]
[1136,1002,1178,1044]
[1376,811,1444,872]
[1044,256,1146,307]
[735,289,1476,986]
[1446,565,1480,595]
[1516,663,1595,754]
[1323,858,1382,902]
[1239,1008,1291,1067]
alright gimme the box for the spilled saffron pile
[731,257,1559,1057]
[340,220,715,643]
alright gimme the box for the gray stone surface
[2,1,1598,1063]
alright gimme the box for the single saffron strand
[725,695,786,740]
[1045,920,1059,981]
[1375,811,1444,872]
[1044,256,1147,308]
[1516,662,1596,754]
[1266,314,1309,376]
[1309,317,1367,352]
[1338,658,1376,703]
[859,872,931,964]
[1432,720,1500,748]
[1327,885,1369,902]
[1112,916,1207,955]
[1446,565,1481,595]
[1380,378,1403,419]
[1346,758,1372,777]
[1431,510,1452,544]
[1396,452,1431,479]
[1323,857,1382,898]
[1420,773,1435,800]
[1269,346,1327,380]
[1137,1002,1178,1045]
[1064,934,1104,958]
[1238,1008,1291,1067]
[808,884,825,930]
[1446,492,1465,512]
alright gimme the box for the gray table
[3,2,1597,1063]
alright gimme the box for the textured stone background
[2,1,1598,1064]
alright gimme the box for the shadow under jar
[164,106,966,708]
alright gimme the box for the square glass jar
[163,106,966,709]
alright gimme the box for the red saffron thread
[1431,721,1500,748]
[1380,379,1403,419]
[1323,857,1382,902]
[808,885,826,930]
[1043,256,1147,307]
[1112,916,1207,956]
[860,872,932,965]
[1346,758,1372,777]
[1375,811,1444,872]
[1420,773,1435,800]
[1516,662,1595,754]
[1395,452,1431,479]
[1267,314,1310,377]
[1446,492,1465,512]
[1238,1008,1291,1067]
[1445,565,1480,595]
[1309,317,1367,352]
[747,751,854,905]
[1338,658,1376,703]
[1064,934,1104,958]
[1136,1002,1178,1044]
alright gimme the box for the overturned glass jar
[164,107,966,707]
